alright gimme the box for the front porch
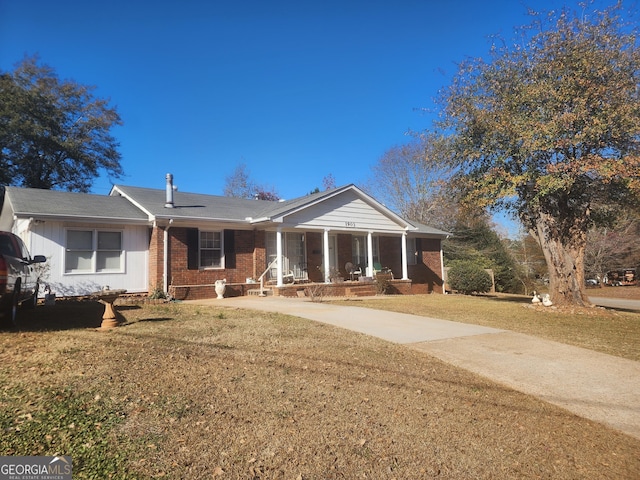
[169,276,413,300]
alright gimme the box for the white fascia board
[110,185,155,220]
[157,217,254,230]
[249,216,275,224]
[12,212,150,225]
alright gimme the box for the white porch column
[276,228,284,286]
[323,229,330,283]
[366,231,374,277]
[401,231,409,280]
[441,244,446,293]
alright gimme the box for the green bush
[448,261,493,295]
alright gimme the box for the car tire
[7,288,19,327]
[23,284,38,310]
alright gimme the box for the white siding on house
[283,191,406,233]
[25,221,149,297]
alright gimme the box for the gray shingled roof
[3,185,449,238]
[5,187,149,221]
[112,185,281,221]
[407,219,451,237]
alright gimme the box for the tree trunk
[529,210,591,307]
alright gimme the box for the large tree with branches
[439,2,640,306]
[0,56,123,192]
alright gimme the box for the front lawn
[0,301,638,478]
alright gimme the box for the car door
[14,235,37,299]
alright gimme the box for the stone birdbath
[92,288,127,329]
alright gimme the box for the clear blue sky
[2,0,573,204]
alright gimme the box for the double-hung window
[65,229,123,273]
[200,231,222,268]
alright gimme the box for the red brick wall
[254,230,266,280]
[168,228,256,287]
[148,226,164,290]
[234,230,255,282]
[365,234,444,293]
[337,234,353,277]
[409,238,444,293]
[379,236,401,276]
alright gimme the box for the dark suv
[0,231,46,326]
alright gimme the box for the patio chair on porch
[345,262,361,281]
[282,264,309,284]
[374,262,394,279]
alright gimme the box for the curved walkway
[189,296,640,440]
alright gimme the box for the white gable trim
[109,185,155,221]
[260,185,416,232]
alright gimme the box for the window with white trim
[65,229,123,273]
[200,231,222,268]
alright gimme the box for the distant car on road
[0,231,46,326]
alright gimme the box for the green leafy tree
[444,214,520,293]
[439,3,640,306]
[0,56,123,191]
[447,260,493,295]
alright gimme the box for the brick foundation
[274,279,412,298]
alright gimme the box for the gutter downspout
[164,219,174,294]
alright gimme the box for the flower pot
[214,279,226,299]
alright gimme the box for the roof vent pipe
[165,173,175,208]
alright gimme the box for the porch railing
[257,257,280,297]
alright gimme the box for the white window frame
[199,230,224,269]
[64,229,124,274]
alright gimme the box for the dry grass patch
[1,301,638,478]
[339,294,640,361]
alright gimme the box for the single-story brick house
[0,175,449,299]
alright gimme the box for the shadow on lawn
[0,300,149,332]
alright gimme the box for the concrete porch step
[247,288,273,297]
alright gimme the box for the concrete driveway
[189,296,640,440]
[590,296,640,311]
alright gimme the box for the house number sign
[345,221,356,228]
